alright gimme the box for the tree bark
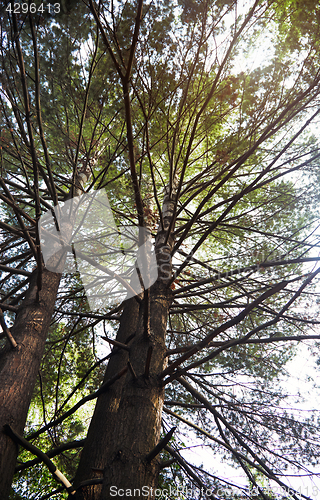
[0,167,91,498]
[72,282,171,500]
[71,295,140,498]
[72,184,176,500]
[0,268,61,499]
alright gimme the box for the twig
[161,280,288,383]
[26,366,128,441]
[12,11,43,282]
[145,427,176,462]
[37,486,64,500]
[164,444,218,499]
[55,354,111,416]
[173,255,320,296]
[177,376,305,500]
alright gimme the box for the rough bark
[72,283,171,500]
[72,185,176,500]
[100,282,169,500]
[0,166,91,498]
[71,296,140,498]
[0,268,61,499]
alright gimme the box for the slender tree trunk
[0,169,90,499]
[100,282,170,499]
[0,269,61,499]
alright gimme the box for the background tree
[1,0,320,499]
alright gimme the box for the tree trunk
[0,168,91,498]
[0,268,61,499]
[72,187,176,500]
[71,295,140,498]
[72,282,171,500]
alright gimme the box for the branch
[145,426,176,462]
[163,407,268,473]
[15,439,86,472]
[54,354,111,417]
[37,486,65,500]
[88,0,124,80]
[4,425,75,494]
[125,0,144,81]
[0,264,31,276]
[161,280,288,382]
[164,444,218,499]
[173,256,320,296]
[170,106,320,280]
[12,10,43,288]
[177,377,308,500]
[101,336,130,351]
[167,268,320,381]
[26,366,128,441]
[164,401,204,408]
[168,0,262,238]
[0,178,38,261]
[29,16,58,206]
[122,80,145,227]
[0,303,18,313]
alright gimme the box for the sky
[170,2,320,496]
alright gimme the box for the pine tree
[1,0,320,499]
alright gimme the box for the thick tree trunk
[72,296,140,498]
[72,283,171,500]
[0,268,61,499]
[72,186,176,500]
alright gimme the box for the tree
[1,0,320,499]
